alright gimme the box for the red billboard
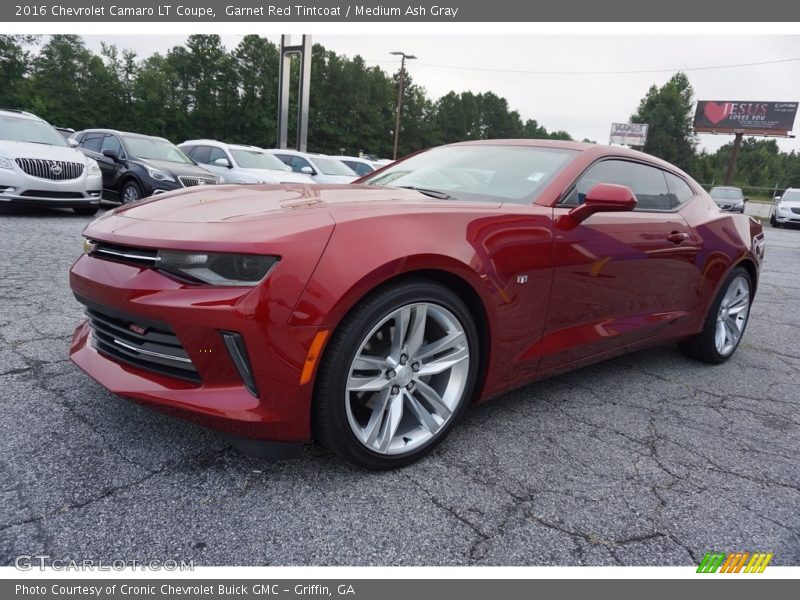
[693,101,797,136]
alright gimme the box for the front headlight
[156,250,278,286]
[86,160,101,176]
[0,155,13,170]
[147,166,176,183]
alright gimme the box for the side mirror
[568,183,637,223]
[744,197,749,202]
[774,195,781,202]
[102,148,119,161]
[300,166,314,175]
[67,138,78,147]
[214,157,232,169]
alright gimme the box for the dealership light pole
[391,51,416,160]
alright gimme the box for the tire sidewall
[122,181,142,204]
[315,281,480,469]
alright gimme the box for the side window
[562,159,672,211]
[290,156,312,173]
[81,133,104,153]
[346,161,372,176]
[664,172,695,207]
[181,145,197,158]
[208,147,228,165]
[192,146,211,164]
[100,135,124,158]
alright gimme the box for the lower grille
[15,158,84,180]
[20,190,85,199]
[179,176,218,188]
[85,306,200,383]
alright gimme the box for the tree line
[1,34,798,188]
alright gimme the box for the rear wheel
[312,280,479,469]
[678,267,752,364]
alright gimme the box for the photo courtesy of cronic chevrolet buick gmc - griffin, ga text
[68,140,765,469]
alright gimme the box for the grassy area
[747,194,776,204]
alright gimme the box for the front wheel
[312,280,480,469]
[678,266,752,364]
[120,181,142,204]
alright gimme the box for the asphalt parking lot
[0,204,798,567]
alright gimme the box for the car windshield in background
[231,149,289,171]
[783,191,800,202]
[361,145,578,203]
[0,115,68,147]
[313,156,357,176]
[124,136,193,163]
[710,187,743,200]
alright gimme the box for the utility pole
[391,51,416,160]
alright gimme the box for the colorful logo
[697,552,773,573]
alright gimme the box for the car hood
[106,184,499,224]
[778,199,800,209]
[240,168,313,184]
[0,140,90,163]
[140,158,216,178]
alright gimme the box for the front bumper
[773,209,800,225]
[0,170,102,207]
[69,254,324,443]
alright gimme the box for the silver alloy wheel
[122,185,140,203]
[715,274,751,356]
[345,302,470,456]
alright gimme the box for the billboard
[609,123,648,146]
[694,101,798,135]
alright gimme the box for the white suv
[179,140,314,185]
[263,149,358,184]
[0,109,103,215]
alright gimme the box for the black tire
[678,266,753,364]
[73,206,99,216]
[312,279,480,470]
[120,180,143,204]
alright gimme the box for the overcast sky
[80,34,800,154]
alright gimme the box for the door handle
[667,231,690,244]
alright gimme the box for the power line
[365,56,800,76]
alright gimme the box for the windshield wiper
[397,186,454,200]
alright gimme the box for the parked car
[769,188,800,228]
[55,127,75,140]
[71,129,221,203]
[0,109,103,215]
[69,140,763,469]
[178,140,313,184]
[709,186,746,213]
[337,155,380,177]
[263,148,358,184]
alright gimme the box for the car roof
[78,128,171,143]
[339,156,374,163]
[450,139,694,178]
[266,148,327,157]
[179,139,264,151]
[0,109,43,121]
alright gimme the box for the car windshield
[312,156,357,176]
[0,115,68,147]
[361,145,578,203]
[124,136,193,163]
[782,190,800,202]
[710,187,743,200]
[231,149,290,171]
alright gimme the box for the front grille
[791,207,800,215]
[179,176,218,188]
[15,158,84,181]
[89,241,159,268]
[20,190,84,199]
[85,306,200,383]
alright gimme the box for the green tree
[0,35,34,108]
[631,72,697,172]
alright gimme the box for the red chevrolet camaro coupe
[69,140,765,469]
